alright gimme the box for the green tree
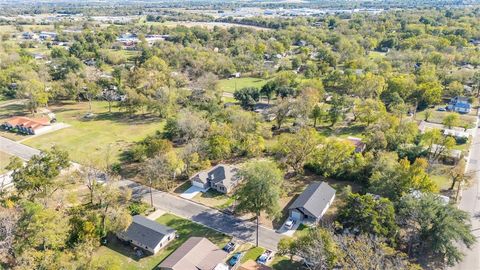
[233,87,261,109]
[274,128,322,173]
[398,193,475,266]
[235,161,283,246]
[9,147,70,201]
[338,193,398,243]
[309,138,355,177]
[354,98,386,126]
[442,113,459,129]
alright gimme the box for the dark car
[223,242,236,253]
[229,252,242,266]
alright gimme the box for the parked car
[229,252,243,266]
[284,217,296,230]
[257,250,273,264]
[437,107,446,111]
[223,242,236,253]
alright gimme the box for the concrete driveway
[180,185,209,199]
[118,180,283,251]
[276,217,301,237]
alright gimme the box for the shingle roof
[159,237,227,270]
[190,164,239,188]
[120,215,175,251]
[288,182,336,218]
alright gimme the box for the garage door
[192,181,206,189]
[290,209,302,220]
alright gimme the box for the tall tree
[235,161,283,246]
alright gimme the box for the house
[158,237,228,270]
[1,116,51,135]
[346,137,366,153]
[447,96,471,114]
[429,144,463,164]
[190,164,242,194]
[39,31,57,40]
[117,215,176,254]
[443,128,469,139]
[288,182,336,224]
[238,260,272,270]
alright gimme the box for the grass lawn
[0,151,13,174]
[240,246,265,264]
[93,213,229,270]
[217,77,270,93]
[429,164,453,191]
[271,256,305,270]
[24,101,164,164]
[193,189,235,210]
[415,108,477,128]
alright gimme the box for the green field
[217,77,270,93]
[415,108,477,128]
[93,213,229,270]
[24,101,164,164]
[0,151,13,174]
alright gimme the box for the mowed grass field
[24,101,164,164]
[93,214,229,270]
[0,151,13,174]
[217,77,270,93]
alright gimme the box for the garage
[289,209,302,220]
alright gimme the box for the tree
[260,81,277,104]
[308,138,355,178]
[0,207,19,264]
[442,113,459,129]
[289,228,339,269]
[416,82,443,107]
[271,98,292,129]
[233,87,260,109]
[328,94,349,127]
[420,129,456,164]
[142,151,184,203]
[398,193,475,266]
[18,78,50,114]
[274,128,322,173]
[424,109,432,122]
[235,161,283,246]
[336,234,415,270]
[338,193,398,243]
[310,104,323,128]
[369,154,436,200]
[9,147,70,202]
[354,98,386,126]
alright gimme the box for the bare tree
[0,207,19,265]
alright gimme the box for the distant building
[1,116,51,135]
[190,164,242,194]
[117,215,176,254]
[288,182,336,224]
[158,237,228,270]
[346,137,366,153]
[447,96,471,114]
[39,31,57,40]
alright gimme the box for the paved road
[0,136,40,160]
[118,179,283,251]
[454,119,480,270]
[0,135,283,250]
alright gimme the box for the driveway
[276,218,301,237]
[0,136,40,160]
[180,185,208,199]
[118,180,283,251]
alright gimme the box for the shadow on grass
[91,111,163,125]
[271,257,305,270]
[104,234,150,262]
[0,104,27,118]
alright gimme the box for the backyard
[0,151,12,174]
[93,213,230,270]
[217,77,270,93]
[22,101,164,164]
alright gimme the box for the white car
[284,218,296,230]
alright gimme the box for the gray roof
[191,164,239,188]
[289,182,336,218]
[159,237,227,270]
[120,215,176,250]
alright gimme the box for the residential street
[0,136,40,160]
[118,179,283,251]
[453,121,480,270]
